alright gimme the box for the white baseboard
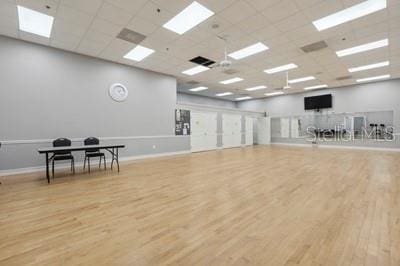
[272,142,400,152]
[0,150,190,177]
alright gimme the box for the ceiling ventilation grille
[117,28,146,44]
[186,81,200,85]
[189,56,216,67]
[336,75,353,81]
[301,41,328,53]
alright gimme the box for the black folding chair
[51,138,75,178]
[83,137,106,173]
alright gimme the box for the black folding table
[38,144,125,183]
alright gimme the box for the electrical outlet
[152,145,156,149]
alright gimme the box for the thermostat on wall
[109,83,128,102]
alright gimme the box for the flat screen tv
[304,94,332,110]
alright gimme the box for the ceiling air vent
[117,28,146,44]
[189,56,216,67]
[336,75,353,81]
[301,41,328,53]
[186,81,200,85]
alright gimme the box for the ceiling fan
[210,35,233,71]
[276,71,292,90]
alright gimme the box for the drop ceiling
[1,0,399,101]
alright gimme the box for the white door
[281,118,290,138]
[190,112,217,152]
[257,117,271,144]
[245,117,254,145]
[222,114,242,148]
[291,118,299,138]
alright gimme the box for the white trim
[0,135,187,145]
[177,101,264,115]
[272,142,400,152]
[0,150,190,177]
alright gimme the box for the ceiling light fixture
[216,92,233,97]
[336,39,388,57]
[348,61,389,73]
[264,63,298,74]
[288,76,315,84]
[236,96,252,101]
[245,85,267,91]
[219,77,243,85]
[304,84,328,90]
[17,6,54,38]
[182,65,210,76]
[265,92,284,97]
[228,42,269,60]
[123,45,155,61]
[356,74,390,83]
[189,86,208,92]
[163,1,214,35]
[313,0,387,31]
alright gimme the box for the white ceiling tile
[90,18,122,37]
[219,1,257,24]
[127,16,159,36]
[136,1,173,26]
[77,38,111,57]
[99,38,135,61]
[56,5,94,27]
[50,32,81,51]
[274,12,310,33]
[104,0,148,14]
[52,18,90,38]
[237,14,271,34]
[0,0,17,20]
[198,0,236,13]
[59,0,103,15]
[261,0,299,23]
[97,2,133,26]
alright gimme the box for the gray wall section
[237,79,400,148]
[0,36,188,171]
[177,93,238,109]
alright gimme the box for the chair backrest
[84,137,100,153]
[53,138,72,155]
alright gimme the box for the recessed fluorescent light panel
[245,85,267,91]
[163,1,214,35]
[313,0,387,31]
[182,65,210,76]
[336,39,388,57]
[264,63,298,74]
[348,61,389,73]
[265,92,284,97]
[228,42,269,60]
[219,77,243,85]
[17,6,54,38]
[216,92,233,97]
[123,45,154,61]
[189,86,208,92]
[356,74,390,83]
[236,96,252,101]
[304,84,328,91]
[288,76,315,84]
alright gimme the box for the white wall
[237,79,400,148]
[0,36,189,171]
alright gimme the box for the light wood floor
[1,146,400,266]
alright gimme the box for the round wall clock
[109,83,128,102]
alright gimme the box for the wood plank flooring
[0,145,399,265]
